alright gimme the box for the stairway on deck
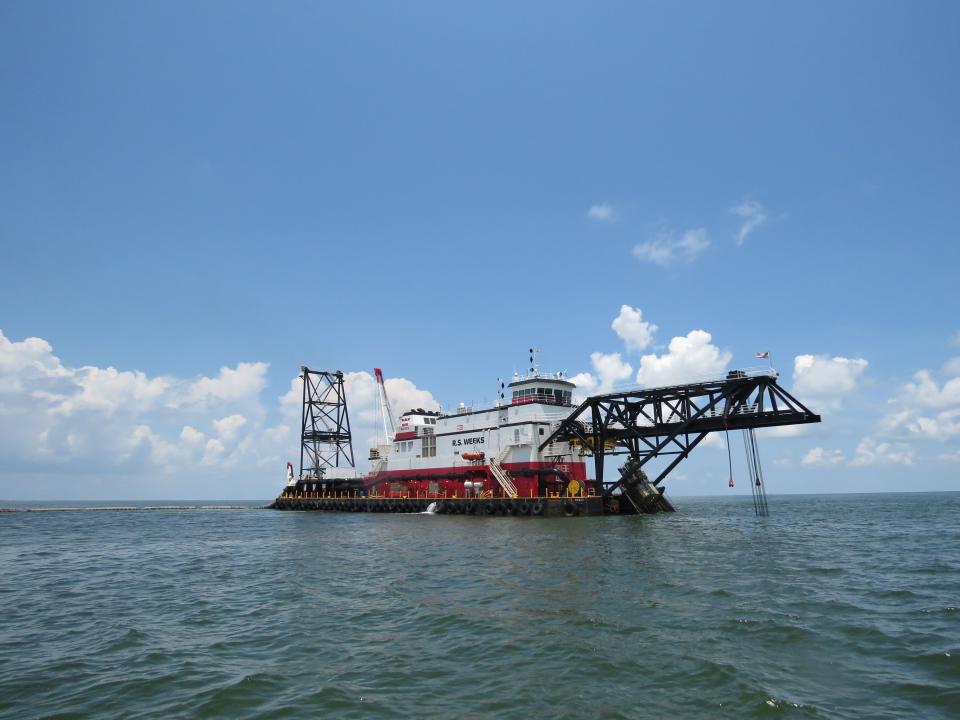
[488,446,518,498]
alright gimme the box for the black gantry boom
[300,367,355,480]
[539,370,820,497]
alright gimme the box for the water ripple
[0,493,958,718]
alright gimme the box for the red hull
[366,462,590,499]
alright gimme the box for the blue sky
[1,2,958,499]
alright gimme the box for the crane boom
[374,368,397,441]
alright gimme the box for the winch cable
[724,415,735,488]
[742,428,769,517]
[724,432,734,488]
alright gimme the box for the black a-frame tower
[299,367,355,480]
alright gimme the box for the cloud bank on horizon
[0,329,440,500]
[3,300,958,499]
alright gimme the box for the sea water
[0,493,957,718]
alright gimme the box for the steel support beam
[540,371,820,495]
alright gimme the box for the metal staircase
[488,446,518,498]
[369,452,389,480]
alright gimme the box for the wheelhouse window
[511,383,573,406]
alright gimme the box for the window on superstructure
[422,434,436,458]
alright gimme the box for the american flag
[755,351,769,359]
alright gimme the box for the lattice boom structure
[299,367,354,479]
[539,370,821,509]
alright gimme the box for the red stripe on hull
[367,462,591,499]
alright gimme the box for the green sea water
[1,493,958,718]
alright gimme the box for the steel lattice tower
[299,367,354,479]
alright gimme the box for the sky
[1,1,958,500]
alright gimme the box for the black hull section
[270,495,616,516]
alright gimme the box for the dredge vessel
[272,357,821,517]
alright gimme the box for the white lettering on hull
[452,436,485,447]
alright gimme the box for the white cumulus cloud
[0,329,337,497]
[587,203,615,222]
[898,370,960,409]
[611,305,657,353]
[567,372,597,398]
[850,437,914,467]
[635,330,731,387]
[213,414,247,442]
[178,362,269,409]
[633,228,709,266]
[801,447,845,466]
[569,352,633,397]
[943,357,960,377]
[0,327,448,499]
[879,367,960,445]
[793,355,868,412]
[730,200,767,246]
